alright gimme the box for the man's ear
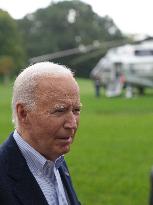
[16,103,28,124]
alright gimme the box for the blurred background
[1,0,153,204]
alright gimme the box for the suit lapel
[59,162,80,205]
[4,134,48,205]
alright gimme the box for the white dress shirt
[13,130,68,205]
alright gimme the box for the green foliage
[1,79,153,205]
[0,10,26,77]
[0,56,15,83]
[18,1,122,55]
[0,1,127,78]
[17,1,125,77]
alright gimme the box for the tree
[17,0,125,77]
[0,9,26,79]
[0,56,15,84]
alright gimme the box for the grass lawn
[0,82,14,137]
[1,79,153,205]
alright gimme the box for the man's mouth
[57,136,72,144]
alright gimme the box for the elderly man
[0,62,81,205]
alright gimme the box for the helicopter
[90,39,153,97]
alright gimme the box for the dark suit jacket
[0,133,81,205]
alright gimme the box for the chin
[60,145,71,155]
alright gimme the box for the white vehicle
[91,40,153,97]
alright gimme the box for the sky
[0,0,153,36]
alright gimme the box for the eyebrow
[53,102,82,109]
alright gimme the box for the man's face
[23,75,81,161]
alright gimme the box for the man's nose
[64,112,77,130]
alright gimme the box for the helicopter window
[135,49,153,56]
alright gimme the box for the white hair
[12,61,74,127]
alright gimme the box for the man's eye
[48,108,65,115]
[73,108,81,114]
[55,108,65,113]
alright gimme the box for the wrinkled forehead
[36,75,80,103]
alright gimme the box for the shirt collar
[13,130,64,176]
